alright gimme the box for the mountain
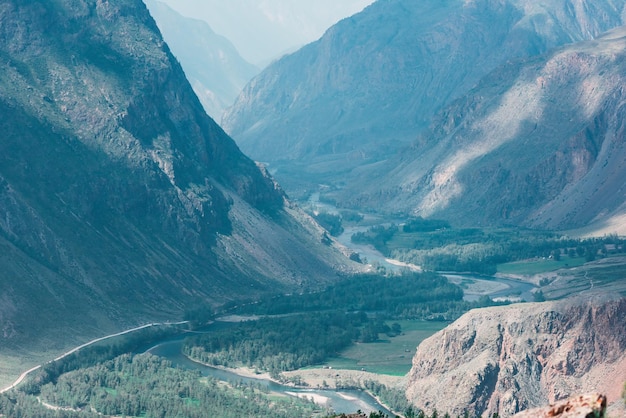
[157,0,376,66]
[222,0,626,202]
[0,0,354,364]
[143,0,259,120]
[346,25,626,232]
[406,296,626,417]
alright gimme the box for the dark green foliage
[341,210,365,223]
[186,272,503,372]
[363,380,410,413]
[21,324,186,395]
[2,353,320,418]
[403,217,451,233]
[352,224,398,255]
[229,271,467,319]
[313,211,345,236]
[184,311,366,373]
[183,305,215,327]
[352,225,626,274]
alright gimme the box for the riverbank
[182,352,404,413]
[182,352,405,391]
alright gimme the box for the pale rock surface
[511,392,606,418]
[406,297,626,417]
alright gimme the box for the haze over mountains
[0,0,354,357]
[223,0,626,233]
[143,0,259,120]
[157,0,376,66]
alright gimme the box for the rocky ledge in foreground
[406,296,626,417]
[512,392,606,418]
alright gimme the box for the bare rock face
[511,393,606,418]
[349,25,626,232]
[406,297,626,417]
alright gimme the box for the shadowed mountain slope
[0,0,354,357]
[223,0,626,203]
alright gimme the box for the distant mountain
[347,26,626,232]
[406,296,626,417]
[0,0,354,358]
[143,0,259,120]
[223,0,626,204]
[158,0,375,66]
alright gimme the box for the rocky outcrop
[511,393,606,418]
[0,0,355,357]
[406,297,626,417]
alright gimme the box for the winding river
[146,337,394,415]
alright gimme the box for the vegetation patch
[0,354,321,418]
[329,321,448,375]
[496,257,586,275]
[352,221,625,275]
[185,272,503,377]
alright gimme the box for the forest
[0,353,322,418]
[183,272,504,376]
[351,222,626,274]
[225,271,467,317]
[0,351,504,418]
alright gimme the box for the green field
[497,257,586,275]
[323,320,448,375]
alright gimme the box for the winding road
[0,321,188,394]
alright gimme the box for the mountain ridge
[0,0,355,362]
[223,0,626,223]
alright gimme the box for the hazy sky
[158,0,375,66]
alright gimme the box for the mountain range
[223,0,626,233]
[0,0,354,363]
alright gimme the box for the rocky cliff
[511,392,607,418]
[223,0,626,201]
[0,0,354,360]
[406,297,626,417]
[346,25,626,232]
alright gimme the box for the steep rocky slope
[223,0,626,198]
[349,25,626,231]
[143,0,259,119]
[512,392,607,418]
[0,0,354,359]
[406,297,626,417]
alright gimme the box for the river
[146,337,394,416]
[154,200,534,414]
[305,194,537,299]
